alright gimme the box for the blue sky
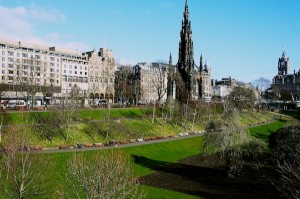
[0,0,299,83]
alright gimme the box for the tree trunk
[152,103,156,123]
[192,108,197,131]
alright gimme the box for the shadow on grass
[250,119,288,143]
[133,155,281,199]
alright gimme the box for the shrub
[269,125,300,199]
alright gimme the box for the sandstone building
[115,62,168,105]
[211,77,237,99]
[84,48,115,104]
[167,0,212,103]
[272,51,300,100]
[0,38,115,106]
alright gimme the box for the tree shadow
[133,155,281,199]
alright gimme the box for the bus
[2,100,26,110]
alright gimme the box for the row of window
[63,64,87,70]
[0,45,90,62]
[1,64,60,74]
[62,59,88,65]
[1,58,60,68]
[62,75,88,83]
[89,76,114,83]
[1,76,59,84]
[63,70,87,76]
[2,70,59,77]
[1,51,59,61]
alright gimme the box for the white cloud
[0,5,33,37]
[29,3,66,23]
[0,4,88,52]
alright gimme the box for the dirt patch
[135,154,281,199]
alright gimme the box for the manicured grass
[239,111,274,126]
[25,136,203,199]
[125,136,203,176]
[141,185,202,199]
[1,110,275,149]
[79,107,155,120]
[248,119,288,143]
[0,113,291,199]
[6,118,203,148]
[0,107,156,125]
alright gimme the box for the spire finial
[199,54,203,72]
[184,0,189,18]
[169,52,172,65]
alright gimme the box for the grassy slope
[1,108,154,124]
[248,119,288,143]
[142,186,201,199]
[31,136,203,199]
[0,110,282,198]
[278,110,300,120]
[39,116,288,198]
[1,110,275,148]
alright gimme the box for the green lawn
[0,107,156,125]
[37,117,289,198]
[142,185,202,199]
[0,110,286,198]
[19,136,203,199]
[249,119,288,143]
[0,109,276,149]
[0,112,293,199]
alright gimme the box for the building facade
[84,48,115,104]
[211,77,237,99]
[272,51,300,100]
[0,39,64,105]
[57,47,89,105]
[198,56,212,99]
[176,0,195,102]
[167,0,212,103]
[0,38,116,106]
[115,62,168,105]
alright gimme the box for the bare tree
[66,150,147,199]
[100,65,115,138]
[32,110,67,142]
[115,67,132,105]
[15,58,44,108]
[252,77,271,111]
[0,125,48,198]
[252,77,271,94]
[62,85,82,140]
[0,114,4,142]
[0,84,7,107]
[150,64,167,104]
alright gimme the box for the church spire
[199,54,203,72]
[184,0,189,18]
[176,0,194,102]
[169,52,172,65]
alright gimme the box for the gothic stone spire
[177,0,194,102]
[199,54,203,72]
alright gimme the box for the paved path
[32,134,203,154]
